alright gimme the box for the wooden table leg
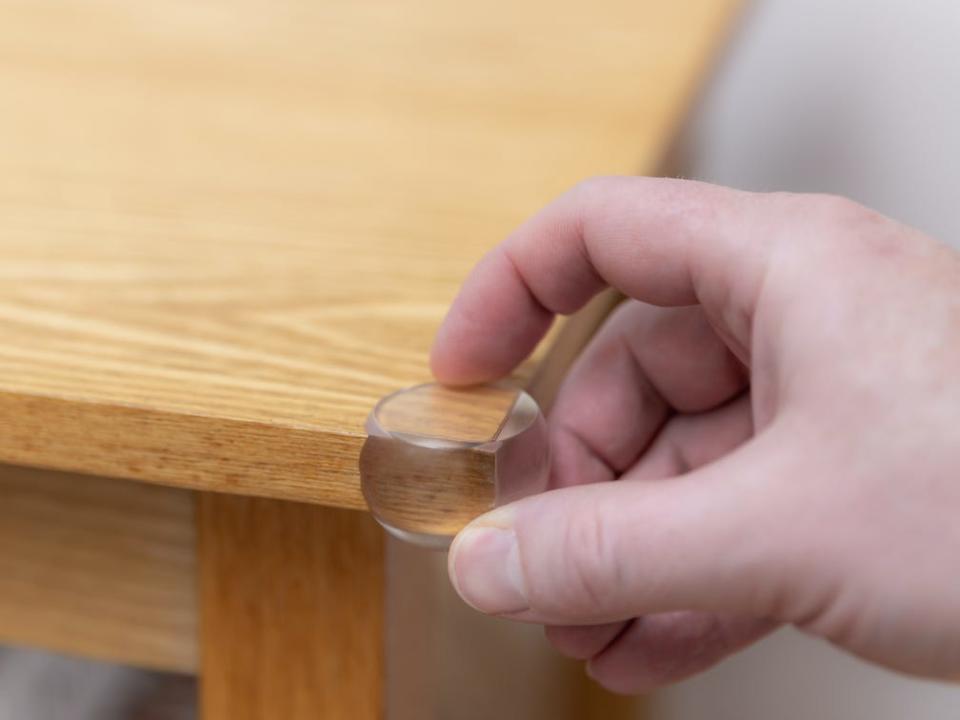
[197,493,384,719]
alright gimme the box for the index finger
[430,176,771,385]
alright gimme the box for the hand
[430,177,960,693]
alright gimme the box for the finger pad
[588,613,772,694]
[545,621,628,660]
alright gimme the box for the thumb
[448,432,802,625]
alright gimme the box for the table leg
[197,493,384,719]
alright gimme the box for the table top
[0,0,739,509]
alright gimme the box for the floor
[0,647,194,720]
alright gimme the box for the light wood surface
[0,3,738,715]
[374,383,520,443]
[361,435,495,538]
[0,464,197,673]
[361,382,544,538]
[0,0,740,509]
[197,494,384,719]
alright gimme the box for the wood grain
[0,462,637,716]
[0,464,197,673]
[0,390,366,509]
[360,435,495,538]
[374,383,520,443]
[0,0,741,508]
[198,494,384,720]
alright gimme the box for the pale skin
[431,177,960,693]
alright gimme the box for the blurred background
[2,0,960,718]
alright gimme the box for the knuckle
[571,175,616,199]
[789,192,887,236]
[764,192,901,267]
[543,625,604,660]
[807,192,869,221]
[568,175,627,216]
[587,659,649,695]
[766,191,870,226]
[550,505,621,616]
[808,195,906,259]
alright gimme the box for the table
[0,1,740,717]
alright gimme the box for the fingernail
[449,523,528,615]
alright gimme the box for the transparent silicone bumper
[359,382,549,549]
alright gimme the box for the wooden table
[0,1,739,717]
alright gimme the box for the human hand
[430,177,960,692]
